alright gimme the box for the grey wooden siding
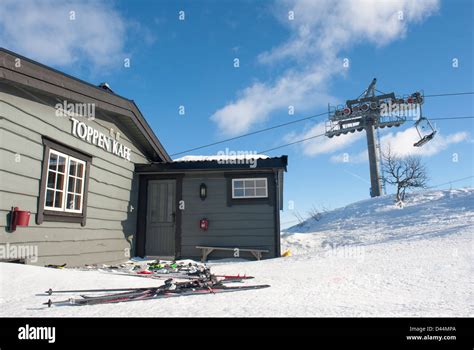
[0,85,146,266]
[180,173,276,260]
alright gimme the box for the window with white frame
[44,149,86,213]
[232,178,268,199]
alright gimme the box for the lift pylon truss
[324,79,433,198]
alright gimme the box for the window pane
[66,193,75,210]
[57,156,66,174]
[45,190,54,207]
[48,153,58,170]
[255,179,266,187]
[244,188,255,197]
[47,171,56,189]
[233,180,244,189]
[68,177,76,193]
[54,191,63,208]
[75,195,82,211]
[233,188,244,197]
[244,180,255,188]
[77,163,84,178]
[255,188,267,197]
[75,178,83,194]
[69,161,77,177]
[56,174,65,191]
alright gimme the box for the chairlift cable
[258,133,327,154]
[260,115,473,153]
[424,92,474,98]
[169,111,329,156]
[170,91,473,156]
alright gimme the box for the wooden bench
[196,246,269,262]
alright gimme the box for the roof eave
[135,156,288,173]
[0,47,171,162]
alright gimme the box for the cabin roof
[0,47,171,162]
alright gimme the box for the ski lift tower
[325,79,421,197]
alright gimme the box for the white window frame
[44,149,86,213]
[231,178,268,199]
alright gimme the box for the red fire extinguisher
[199,218,209,231]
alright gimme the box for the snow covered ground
[0,188,472,317]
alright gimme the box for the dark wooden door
[145,179,176,257]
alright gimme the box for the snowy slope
[282,188,474,255]
[0,189,472,317]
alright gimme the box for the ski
[44,284,270,307]
[98,270,201,280]
[80,279,215,299]
[44,289,156,307]
[99,270,254,281]
[79,288,159,300]
[214,274,254,280]
[45,275,248,298]
[46,278,244,297]
[77,279,244,298]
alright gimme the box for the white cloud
[211,62,337,135]
[211,0,439,136]
[0,0,128,69]
[261,0,439,64]
[330,128,470,163]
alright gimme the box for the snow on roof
[173,154,270,162]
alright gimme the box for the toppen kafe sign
[70,117,131,161]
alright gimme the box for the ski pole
[44,286,163,295]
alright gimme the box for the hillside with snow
[282,188,474,255]
[0,188,472,317]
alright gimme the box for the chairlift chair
[413,116,437,147]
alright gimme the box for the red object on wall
[199,218,209,231]
[9,207,31,232]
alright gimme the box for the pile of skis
[42,261,269,307]
[96,260,244,281]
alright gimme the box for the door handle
[171,212,176,222]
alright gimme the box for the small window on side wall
[232,178,268,199]
[38,138,92,226]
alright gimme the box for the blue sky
[1,0,472,228]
